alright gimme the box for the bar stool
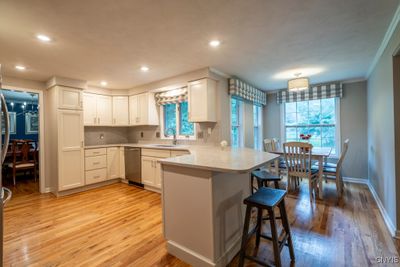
[251,169,282,193]
[239,187,295,267]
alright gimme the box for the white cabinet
[129,93,159,126]
[107,147,120,179]
[141,156,157,186]
[83,93,97,125]
[119,147,125,179]
[58,110,85,191]
[188,78,217,122]
[96,95,113,125]
[112,96,129,125]
[83,93,112,126]
[58,86,83,110]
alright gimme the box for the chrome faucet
[165,127,177,145]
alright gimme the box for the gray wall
[367,22,400,231]
[263,81,368,179]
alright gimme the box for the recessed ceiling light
[209,40,221,47]
[36,34,51,42]
[100,81,108,86]
[15,65,26,71]
[273,67,324,80]
[140,66,149,72]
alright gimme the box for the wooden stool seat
[239,188,295,267]
[251,170,282,192]
[244,187,285,208]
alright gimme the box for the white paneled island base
[160,147,279,267]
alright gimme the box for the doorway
[1,89,42,196]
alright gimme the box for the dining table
[271,147,332,198]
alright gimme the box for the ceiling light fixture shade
[288,77,309,91]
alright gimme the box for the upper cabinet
[83,93,112,126]
[58,86,83,110]
[112,96,129,126]
[129,93,159,126]
[187,78,217,122]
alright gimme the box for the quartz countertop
[85,143,279,173]
[159,146,279,173]
[84,143,190,151]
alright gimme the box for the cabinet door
[119,147,125,179]
[188,79,207,122]
[83,93,97,125]
[141,156,155,186]
[107,147,120,179]
[137,93,147,125]
[188,79,217,122]
[96,95,113,125]
[58,86,83,110]
[58,110,84,191]
[112,96,129,125]
[155,160,162,189]
[129,95,139,125]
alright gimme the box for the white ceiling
[0,0,398,90]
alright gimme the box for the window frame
[253,104,263,150]
[230,97,244,148]
[280,97,341,158]
[160,101,197,140]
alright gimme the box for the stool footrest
[260,232,290,252]
[244,255,274,267]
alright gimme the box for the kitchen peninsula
[160,146,279,267]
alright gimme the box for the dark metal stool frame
[239,187,295,267]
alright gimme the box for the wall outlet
[197,132,204,139]
[140,132,144,138]
[100,134,104,140]
[156,132,160,138]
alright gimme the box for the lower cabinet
[85,168,107,185]
[107,147,120,179]
[141,156,163,189]
[141,156,157,186]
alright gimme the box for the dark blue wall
[2,102,39,142]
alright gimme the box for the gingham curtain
[276,82,343,104]
[154,88,188,105]
[229,78,267,106]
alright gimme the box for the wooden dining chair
[315,139,350,198]
[283,142,319,202]
[263,138,276,152]
[7,139,38,186]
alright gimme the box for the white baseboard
[343,177,398,239]
[43,187,52,193]
[342,176,369,184]
[367,181,398,238]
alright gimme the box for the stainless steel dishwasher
[125,147,143,187]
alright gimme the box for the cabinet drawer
[85,168,107,185]
[85,148,107,157]
[170,150,190,157]
[141,148,171,158]
[85,155,107,170]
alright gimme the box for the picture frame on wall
[25,112,39,134]
[1,111,16,134]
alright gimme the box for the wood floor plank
[3,179,400,266]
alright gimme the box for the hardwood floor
[3,180,399,266]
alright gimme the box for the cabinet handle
[114,118,116,124]
[94,175,100,179]
[98,117,100,124]
[94,117,96,124]
[93,162,100,165]
[81,141,84,148]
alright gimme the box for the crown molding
[366,4,400,78]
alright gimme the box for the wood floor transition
[3,179,399,266]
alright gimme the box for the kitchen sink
[152,144,177,148]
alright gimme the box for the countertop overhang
[85,143,279,173]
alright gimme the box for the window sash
[161,102,196,140]
[282,98,340,157]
